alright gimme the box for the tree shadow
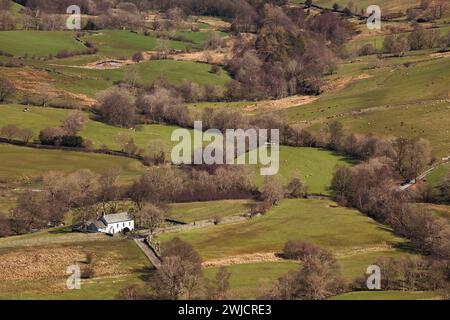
[134,267,158,282]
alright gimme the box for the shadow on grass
[134,267,158,282]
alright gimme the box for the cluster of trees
[0,76,16,102]
[263,240,346,299]
[331,158,450,259]
[39,110,87,147]
[0,167,125,236]
[0,124,34,143]
[129,165,254,207]
[353,256,449,295]
[225,7,354,99]
[320,121,432,181]
[383,27,450,56]
[116,237,232,300]
[406,0,449,22]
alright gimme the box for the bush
[282,240,322,260]
[60,135,84,147]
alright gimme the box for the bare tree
[0,77,15,102]
[61,110,87,135]
[0,124,20,140]
[96,88,135,127]
[136,203,165,235]
[260,175,284,205]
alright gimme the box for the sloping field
[0,31,85,57]
[0,143,145,183]
[245,146,355,195]
[166,200,255,223]
[158,199,410,261]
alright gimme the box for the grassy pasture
[136,59,231,87]
[158,199,410,261]
[284,55,450,123]
[166,199,255,223]
[51,59,231,94]
[0,143,145,183]
[0,104,186,151]
[243,146,354,195]
[204,261,298,299]
[203,248,416,299]
[79,30,188,58]
[0,31,85,57]
[337,101,450,157]
[330,290,438,300]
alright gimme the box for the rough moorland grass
[166,199,255,223]
[330,290,439,300]
[0,31,85,57]
[0,236,151,299]
[158,199,409,260]
[0,143,145,183]
[246,146,355,195]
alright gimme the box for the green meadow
[244,146,354,195]
[158,199,410,260]
[0,31,85,57]
[166,199,255,223]
[330,290,438,300]
[0,143,145,183]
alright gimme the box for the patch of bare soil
[202,252,281,268]
[243,95,320,112]
[197,17,231,30]
[334,244,395,259]
[429,51,450,59]
[82,59,134,70]
[0,246,123,282]
[169,48,233,65]
[322,73,371,93]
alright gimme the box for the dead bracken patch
[243,95,320,112]
[202,252,281,268]
[0,246,124,281]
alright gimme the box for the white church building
[87,212,134,234]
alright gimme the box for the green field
[204,248,416,299]
[0,31,85,57]
[204,261,298,299]
[245,146,354,195]
[0,104,187,151]
[0,143,145,183]
[158,199,410,260]
[50,59,230,96]
[330,290,439,300]
[80,30,188,58]
[427,163,449,188]
[166,200,255,223]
